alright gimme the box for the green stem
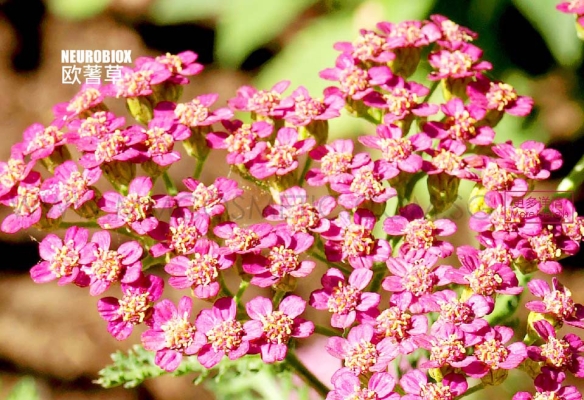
[422,80,440,104]
[557,152,584,197]
[298,157,313,186]
[459,383,485,399]
[273,290,286,307]
[234,279,250,306]
[59,221,99,229]
[308,250,352,274]
[369,269,386,293]
[314,324,341,337]
[285,351,329,398]
[162,171,178,196]
[193,156,206,180]
[218,273,234,297]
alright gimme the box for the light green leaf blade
[6,377,39,400]
[216,0,317,68]
[46,0,111,20]
[377,0,437,22]
[513,0,583,67]
[149,0,222,25]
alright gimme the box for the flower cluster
[4,10,584,400]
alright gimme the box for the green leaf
[46,0,111,20]
[149,0,222,25]
[215,0,317,68]
[512,0,583,67]
[6,377,40,400]
[376,0,437,22]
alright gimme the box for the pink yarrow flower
[526,278,584,328]
[513,368,583,400]
[141,296,205,372]
[467,75,533,117]
[400,370,468,400]
[242,230,316,288]
[327,370,400,400]
[557,0,584,16]
[430,14,478,44]
[326,324,398,376]
[175,176,242,219]
[493,140,563,180]
[149,208,210,257]
[97,176,174,234]
[81,231,143,296]
[77,127,146,169]
[333,29,395,63]
[155,96,233,128]
[262,186,336,234]
[0,146,35,197]
[130,117,190,166]
[248,127,315,179]
[244,295,314,363]
[377,20,441,49]
[432,289,493,333]
[229,80,293,118]
[19,122,65,161]
[0,171,43,233]
[110,62,172,98]
[136,51,203,85]
[195,297,249,368]
[428,42,492,81]
[213,222,276,256]
[30,226,95,286]
[418,323,476,369]
[383,203,456,257]
[310,267,380,328]
[359,125,431,174]
[206,120,273,165]
[97,274,164,340]
[66,111,126,145]
[322,209,391,269]
[282,86,344,126]
[40,161,101,219]
[165,238,235,299]
[306,139,370,186]
[423,140,482,180]
[53,84,106,121]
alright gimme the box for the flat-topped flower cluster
[2,11,584,400]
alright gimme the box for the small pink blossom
[53,84,106,121]
[141,296,205,372]
[20,122,66,161]
[244,295,314,363]
[468,75,533,117]
[430,14,478,44]
[206,120,273,165]
[229,81,293,118]
[149,208,210,257]
[154,95,233,128]
[514,368,583,400]
[327,370,400,400]
[175,176,242,219]
[136,51,203,85]
[310,267,380,328]
[306,139,370,186]
[282,86,344,126]
[109,62,172,98]
[97,274,164,340]
[66,111,126,145]
[0,171,43,233]
[526,278,584,329]
[333,29,395,63]
[493,140,562,180]
[130,117,190,166]
[0,146,35,197]
[400,370,468,400]
[213,222,276,256]
[428,42,492,81]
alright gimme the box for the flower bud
[151,81,184,104]
[301,120,328,145]
[525,311,560,344]
[441,77,471,101]
[74,187,101,219]
[468,184,491,215]
[126,97,153,125]
[142,159,167,180]
[41,145,71,174]
[481,368,508,386]
[390,48,422,78]
[183,126,211,161]
[427,173,460,214]
[272,274,297,293]
[101,161,136,192]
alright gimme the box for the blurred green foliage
[3,377,40,400]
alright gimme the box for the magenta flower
[377,20,441,49]
[97,274,164,340]
[228,80,293,118]
[469,190,542,242]
[550,198,584,242]
[557,0,584,15]
[330,160,398,209]
[154,96,233,128]
[195,297,249,368]
[449,252,522,297]
[320,54,391,100]
[418,323,475,369]
[515,228,578,274]
[467,75,533,117]
[206,120,273,165]
[66,111,126,145]
[242,231,315,288]
[97,176,174,234]
[0,171,43,233]
[30,226,95,286]
[423,140,482,180]
[327,370,400,400]
[423,98,495,145]
[213,222,276,256]
[363,77,438,125]
[428,42,492,81]
[130,117,190,166]
[81,231,143,296]
[372,295,428,354]
[322,209,391,269]
[493,140,563,180]
[326,324,398,376]
[165,238,234,299]
[310,267,380,328]
[175,177,242,219]
[248,127,315,179]
[463,326,527,378]
[53,84,106,121]
[430,14,478,44]
[333,29,395,63]
[141,296,205,372]
[77,127,145,169]
[262,186,336,234]
[0,146,35,197]
[514,368,583,400]
[136,51,203,84]
[359,125,431,174]
[40,161,101,219]
[400,370,468,400]
[383,250,452,313]
[479,160,528,195]
[383,204,456,256]
[528,320,584,377]
[110,62,172,98]
[20,122,65,161]
[526,278,584,329]
[243,295,314,363]
[282,86,344,126]
[306,139,370,186]
[149,208,210,257]
[433,289,493,333]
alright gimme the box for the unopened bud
[126,97,153,125]
[427,173,460,214]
